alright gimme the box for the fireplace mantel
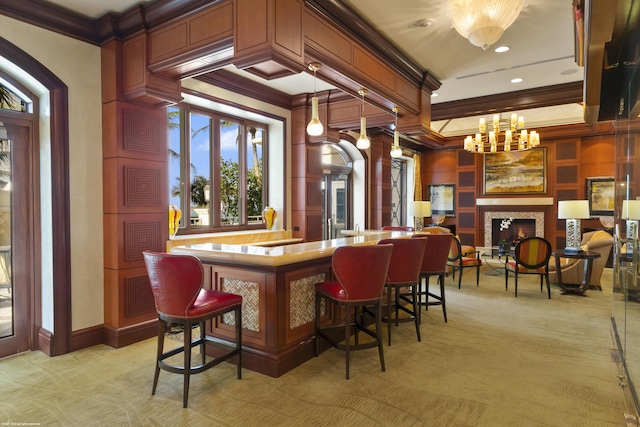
[477,197,554,206]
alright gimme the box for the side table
[551,249,601,295]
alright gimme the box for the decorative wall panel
[556,165,578,184]
[458,171,475,187]
[123,110,163,155]
[124,275,155,318]
[459,192,475,208]
[125,221,162,262]
[222,278,260,332]
[556,140,578,160]
[458,212,475,229]
[289,273,325,329]
[124,166,161,206]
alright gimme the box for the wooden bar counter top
[168,230,405,377]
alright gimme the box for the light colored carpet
[0,267,629,426]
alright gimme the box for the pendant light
[306,63,324,136]
[390,106,402,158]
[356,89,370,150]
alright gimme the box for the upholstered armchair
[548,230,613,287]
[422,226,476,257]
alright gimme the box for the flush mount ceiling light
[450,0,523,50]
[306,62,324,137]
[356,89,370,150]
[390,106,402,158]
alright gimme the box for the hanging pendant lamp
[390,106,402,158]
[306,63,324,136]
[356,89,370,150]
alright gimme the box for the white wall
[0,16,104,331]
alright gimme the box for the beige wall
[0,16,104,331]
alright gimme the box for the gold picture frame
[483,147,547,195]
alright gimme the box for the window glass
[168,105,267,234]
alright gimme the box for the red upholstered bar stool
[412,233,453,323]
[314,244,393,379]
[377,237,428,346]
[143,251,242,408]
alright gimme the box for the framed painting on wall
[483,147,546,195]
[426,183,455,216]
[586,177,614,217]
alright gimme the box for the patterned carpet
[0,267,630,426]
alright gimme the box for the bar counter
[169,230,406,377]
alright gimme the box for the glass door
[322,172,350,240]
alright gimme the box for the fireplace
[483,210,545,248]
[491,218,536,247]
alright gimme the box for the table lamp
[622,199,640,240]
[411,201,431,232]
[557,200,590,253]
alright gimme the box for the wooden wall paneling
[234,0,305,74]
[147,1,234,77]
[122,33,182,106]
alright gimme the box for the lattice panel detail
[124,166,161,206]
[123,110,162,154]
[124,275,155,318]
[125,221,161,262]
[221,278,260,331]
[289,273,325,329]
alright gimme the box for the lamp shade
[450,0,524,50]
[411,201,431,217]
[622,200,640,220]
[558,200,590,219]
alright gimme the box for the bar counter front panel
[170,231,401,377]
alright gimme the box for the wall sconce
[411,200,431,232]
[356,89,370,150]
[390,106,402,158]
[622,199,640,240]
[558,200,590,253]
[306,62,324,137]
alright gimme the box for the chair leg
[457,266,462,289]
[545,273,551,299]
[476,264,480,286]
[344,302,351,379]
[505,268,509,291]
[375,302,385,372]
[440,274,447,323]
[183,320,192,408]
[387,285,393,346]
[514,273,518,297]
[235,305,242,379]
[314,294,322,357]
[152,319,165,396]
[199,322,206,365]
[411,284,421,342]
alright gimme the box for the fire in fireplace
[491,218,536,248]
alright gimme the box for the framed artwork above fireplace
[483,147,547,195]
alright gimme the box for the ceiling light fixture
[306,62,324,137]
[356,89,370,150]
[450,0,523,50]
[390,106,402,158]
[463,113,540,154]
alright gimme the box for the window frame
[169,102,268,235]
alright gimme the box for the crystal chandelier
[450,0,523,50]
[463,113,540,154]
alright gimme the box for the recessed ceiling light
[510,78,523,84]
[560,69,579,75]
[432,93,439,97]
[494,46,510,53]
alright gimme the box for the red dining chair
[412,233,453,323]
[447,237,482,289]
[315,244,393,379]
[143,251,243,408]
[505,237,552,298]
[381,226,415,232]
[377,237,428,345]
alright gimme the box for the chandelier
[450,0,523,50]
[463,113,540,154]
